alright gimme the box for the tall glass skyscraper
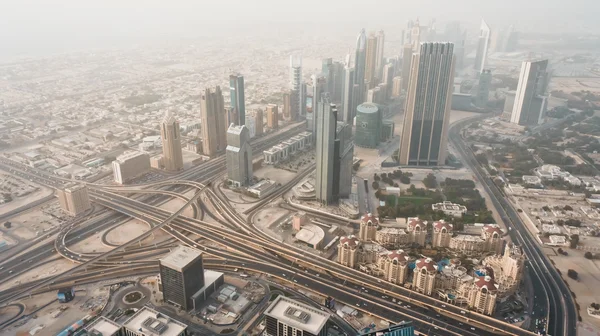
[399,42,455,166]
[229,74,245,126]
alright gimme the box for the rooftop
[159,245,203,272]
[116,150,148,163]
[191,270,224,300]
[295,224,325,247]
[123,306,187,336]
[85,316,121,335]
[264,296,330,335]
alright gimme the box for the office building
[375,30,385,81]
[84,316,121,336]
[382,63,395,99]
[226,124,253,187]
[412,258,438,295]
[432,220,453,248]
[400,43,413,92]
[377,250,409,285]
[315,96,354,205]
[229,74,246,126]
[365,33,379,88]
[358,213,378,241]
[57,184,91,216]
[264,295,330,336]
[290,55,305,120]
[159,245,205,311]
[190,270,225,310]
[338,236,360,268]
[112,151,150,184]
[342,54,355,124]
[310,75,328,133]
[476,69,492,108]
[474,20,491,74]
[360,322,415,336]
[254,108,264,136]
[283,90,292,120]
[399,42,455,166]
[355,103,382,148]
[410,20,421,50]
[354,29,367,104]
[392,76,403,97]
[123,306,188,336]
[200,86,227,157]
[160,112,184,171]
[266,104,279,129]
[245,114,256,139]
[510,59,549,126]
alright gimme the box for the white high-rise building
[510,59,549,126]
[474,19,491,74]
[112,151,150,184]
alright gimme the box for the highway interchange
[0,119,574,336]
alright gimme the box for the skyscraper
[290,54,305,120]
[510,59,549,126]
[331,61,345,102]
[254,109,264,136]
[226,124,253,187]
[315,95,353,204]
[476,69,493,108]
[364,33,379,89]
[399,42,455,166]
[310,75,327,133]
[474,19,491,74]
[411,20,421,51]
[382,63,395,100]
[401,44,413,91]
[159,245,205,311]
[375,30,386,81]
[342,53,355,124]
[200,86,227,157]
[229,74,246,126]
[266,104,279,129]
[161,111,184,171]
[283,90,292,120]
[354,29,367,103]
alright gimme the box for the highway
[448,115,577,336]
[0,120,543,336]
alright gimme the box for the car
[293,279,297,283]
[356,303,360,307]
[471,327,476,331]
[8,270,13,274]
[442,304,446,308]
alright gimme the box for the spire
[163,109,176,124]
[356,28,366,51]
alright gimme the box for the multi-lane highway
[449,115,577,336]
[0,119,549,336]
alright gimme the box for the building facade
[355,103,382,148]
[399,42,455,166]
[290,54,305,121]
[229,74,246,126]
[160,112,184,171]
[377,250,409,285]
[474,20,491,74]
[365,32,379,88]
[432,220,453,248]
[338,236,360,268]
[407,218,427,246]
[358,213,379,241]
[159,245,205,311]
[412,258,437,295]
[510,59,549,126]
[112,151,150,184]
[200,86,227,157]
[226,124,253,187]
[267,104,279,129]
[57,184,91,216]
[264,296,330,336]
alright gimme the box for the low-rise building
[375,227,410,248]
[449,234,486,254]
[522,175,542,185]
[122,306,188,336]
[432,201,467,217]
[84,316,121,336]
[247,180,278,198]
[263,296,330,336]
[295,224,325,249]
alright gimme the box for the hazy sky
[0,0,597,58]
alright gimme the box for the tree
[400,175,411,185]
[570,234,580,249]
[585,252,594,259]
[557,219,565,226]
[373,174,380,182]
[567,269,578,280]
[542,206,551,212]
[558,248,564,255]
[372,181,380,190]
[3,221,10,229]
[423,174,437,189]
[564,205,573,211]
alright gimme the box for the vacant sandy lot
[548,247,600,329]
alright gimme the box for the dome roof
[361,213,379,226]
[408,218,425,230]
[475,275,498,291]
[340,236,359,247]
[387,250,409,263]
[415,258,437,273]
[433,220,453,232]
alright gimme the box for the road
[448,114,577,336]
